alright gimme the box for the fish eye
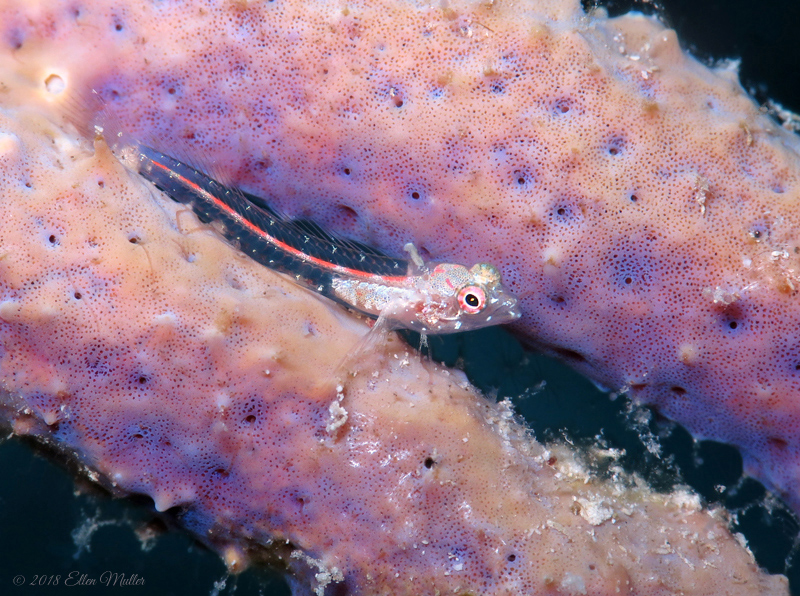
[458,285,486,314]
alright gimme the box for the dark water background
[2,0,800,594]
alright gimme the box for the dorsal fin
[61,88,409,278]
[236,189,407,275]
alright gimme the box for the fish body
[103,130,520,333]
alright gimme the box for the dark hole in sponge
[337,204,359,222]
[553,347,586,363]
[768,437,789,450]
[328,583,349,596]
[606,137,626,156]
[553,98,572,114]
[424,457,435,469]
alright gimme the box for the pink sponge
[20,0,796,510]
[0,0,797,593]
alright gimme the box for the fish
[88,118,521,334]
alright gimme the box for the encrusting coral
[0,0,797,593]
[4,0,798,511]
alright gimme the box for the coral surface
[0,102,786,594]
[3,0,798,510]
[0,0,797,594]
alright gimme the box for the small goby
[99,127,521,334]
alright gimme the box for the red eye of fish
[458,285,486,314]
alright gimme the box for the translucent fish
[76,101,521,334]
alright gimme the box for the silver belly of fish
[331,278,416,316]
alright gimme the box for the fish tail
[59,86,141,164]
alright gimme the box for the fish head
[417,262,521,334]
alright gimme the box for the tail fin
[60,87,148,176]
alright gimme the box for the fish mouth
[504,298,522,320]
[481,294,522,325]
